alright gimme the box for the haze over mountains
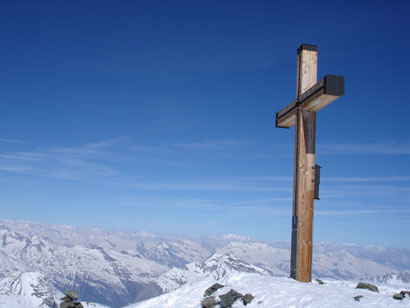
[0,219,409,307]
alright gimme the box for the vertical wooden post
[290,44,317,282]
[276,44,344,282]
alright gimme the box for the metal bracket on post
[313,164,321,200]
[290,216,298,279]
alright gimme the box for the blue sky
[1,1,409,248]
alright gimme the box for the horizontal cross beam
[276,74,344,128]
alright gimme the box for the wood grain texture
[295,110,316,282]
[276,75,342,128]
[278,44,344,282]
[292,47,317,282]
[297,49,317,97]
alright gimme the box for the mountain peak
[0,271,59,308]
[222,234,253,242]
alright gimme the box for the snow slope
[0,272,59,308]
[127,272,410,308]
[0,271,109,308]
[157,253,270,292]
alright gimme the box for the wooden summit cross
[276,44,344,282]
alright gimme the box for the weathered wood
[296,45,318,97]
[290,45,317,282]
[276,44,344,283]
[276,75,344,128]
[295,109,316,282]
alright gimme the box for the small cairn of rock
[353,295,363,302]
[201,283,254,308]
[315,279,324,285]
[60,290,84,308]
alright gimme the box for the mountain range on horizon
[0,219,409,307]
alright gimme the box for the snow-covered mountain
[0,272,59,308]
[1,219,410,307]
[0,271,109,308]
[0,228,167,307]
[369,272,410,285]
[157,253,270,292]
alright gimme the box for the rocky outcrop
[202,284,254,308]
[393,290,410,300]
[356,282,379,292]
[393,293,404,300]
[201,296,218,308]
[59,290,83,308]
[219,289,243,308]
[203,283,224,297]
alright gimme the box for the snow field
[128,272,410,308]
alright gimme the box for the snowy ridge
[126,272,410,308]
[0,271,110,308]
[0,272,58,308]
[0,228,168,307]
[216,241,290,276]
[369,272,410,285]
[157,253,269,292]
[192,253,271,279]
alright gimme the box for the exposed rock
[204,283,225,297]
[65,290,79,300]
[201,296,218,308]
[219,289,243,308]
[217,289,254,307]
[401,290,410,297]
[353,295,363,302]
[60,290,84,308]
[60,302,84,308]
[315,279,324,285]
[242,293,254,305]
[393,293,404,300]
[355,282,379,292]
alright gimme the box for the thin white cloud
[51,138,125,155]
[117,176,292,193]
[316,208,410,216]
[326,184,410,193]
[324,176,410,183]
[0,152,46,161]
[129,139,250,154]
[318,142,410,155]
[126,180,290,192]
[166,139,249,150]
[0,139,122,180]
[0,165,36,173]
[0,138,29,145]
[130,145,165,153]
[116,196,223,209]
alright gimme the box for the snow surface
[0,272,57,308]
[126,272,410,308]
[0,271,109,308]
